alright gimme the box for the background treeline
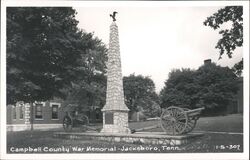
[159,62,239,116]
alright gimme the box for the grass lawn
[129,114,243,133]
[6,114,243,153]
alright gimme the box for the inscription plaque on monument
[105,113,114,124]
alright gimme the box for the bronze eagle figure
[110,11,118,21]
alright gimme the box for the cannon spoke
[172,126,175,135]
[175,123,182,133]
[176,121,186,129]
[162,115,171,120]
[176,114,186,120]
[184,119,197,133]
[172,108,178,118]
[162,120,172,128]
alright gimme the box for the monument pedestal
[101,110,130,134]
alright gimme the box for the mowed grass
[7,114,243,153]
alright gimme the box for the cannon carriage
[62,111,90,131]
[62,105,98,132]
[132,106,204,135]
[160,106,204,135]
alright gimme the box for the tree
[7,7,107,106]
[204,6,243,59]
[123,74,160,118]
[232,58,243,77]
[160,63,238,115]
[204,6,243,77]
[195,63,238,114]
[64,46,107,110]
[160,68,198,109]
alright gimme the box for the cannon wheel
[184,117,197,133]
[160,106,188,135]
[182,108,197,133]
[63,115,73,132]
[79,115,89,132]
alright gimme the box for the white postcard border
[1,1,249,160]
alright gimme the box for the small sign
[105,112,114,124]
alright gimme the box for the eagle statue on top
[110,11,118,21]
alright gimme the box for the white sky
[74,6,243,93]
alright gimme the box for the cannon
[132,106,205,135]
[63,110,97,132]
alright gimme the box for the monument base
[101,125,131,134]
[54,132,204,146]
[101,110,131,134]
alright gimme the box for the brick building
[7,100,65,131]
[7,100,102,131]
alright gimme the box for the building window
[52,105,59,119]
[35,103,43,119]
[50,102,61,120]
[13,106,16,120]
[19,104,24,119]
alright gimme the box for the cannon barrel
[131,107,205,135]
[185,107,205,116]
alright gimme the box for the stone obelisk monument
[101,12,130,134]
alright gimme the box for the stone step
[54,132,204,146]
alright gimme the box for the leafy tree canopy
[232,58,243,77]
[160,63,239,115]
[123,74,160,118]
[7,7,107,106]
[160,68,198,109]
[204,6,243,59]
[204,6,243,78]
